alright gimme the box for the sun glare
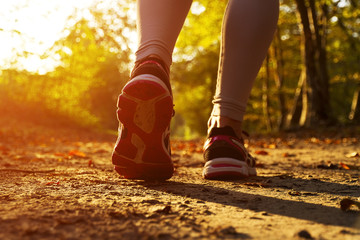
[0,0,96,74]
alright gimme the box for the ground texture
[0,119,359,240]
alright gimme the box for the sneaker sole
[202,158,257,180]
[112,74,174,180]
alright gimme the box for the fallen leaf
[282,152,296,157]
[68,150,87,158]
[345,152,359,158]
[88,159,95,167]
[317,163,338,169]
[324,138,341,145]
[267,143,277,149]
[310,137,320,144]
[288,191,301,196]
[339,162,350,170]
[255,150,269,155]
[45,181,60,185]
[54,152,66,157]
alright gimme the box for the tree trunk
[285,67,305,128]
[309,0,330,121]
[294,0,331,126]
[271,29,287,130]
[349,84,360,122]
[299,74,309,126]
[262,54,273,131]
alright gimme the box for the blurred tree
[1,0,359,134]
[269,0,303,130]
[0,1,135,128]
[328,0,360,123]
[171,1,225,137]
[50,14,131,128]
[171,45,219,137]
[293,0,331,126]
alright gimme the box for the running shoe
[112,58,174,180]
[202,126,256,179]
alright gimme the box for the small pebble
[297,230,313,239]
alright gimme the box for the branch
[0,168,55,173]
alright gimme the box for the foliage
[1,0,359,136]
[0,1,134,129]
[327,1,360,122]
[173,0,360,135]
[171,1,225,138]
[171,44,219,137]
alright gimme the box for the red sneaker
[202,126,256,179]
[112,59,174,180]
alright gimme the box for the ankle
[208,116,243,139]
[131,55,172,93]
[134,55,170,76]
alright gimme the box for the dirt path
[0,120,359,240]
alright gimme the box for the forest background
[0,0,359,139]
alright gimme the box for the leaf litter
[0,119,359,239]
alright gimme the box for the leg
[135,0,193,69]
[203,0,279,179]
[112,0,192,180]
[211,0,279,137]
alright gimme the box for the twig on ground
[0,168,55,173]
